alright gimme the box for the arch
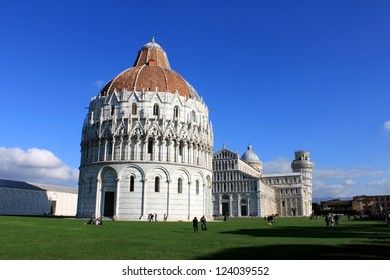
[145,166,170,183]
[153,103,159,116]
[98,166,118,218]
[131,102,137,115]
[173,105,179,119]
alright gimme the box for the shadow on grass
[196,223,390,260]
[197,243,390,260]
[218,224,390,240]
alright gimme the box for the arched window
[191,110,196,122]
[196,180,200,195]
[129,175,135,192]
[111,105,115,116]
[132,103,137,115]
[153,104,159,116]
[173,106,179,119]
[154,177,160,192]
[178,178,183,193]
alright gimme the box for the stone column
[187,182,192,220]
[166,179,171,218]
[237,194,241,217]
[103,140,108,161]
[97,139,101,162]
[152,139,156,161]
[188,143,193,165]
[160,140,165,161]
[182,142,187,163]
[110,139,115,161]
[95,179,102,218]
[167,140,171,162]
[141,179,147,219]
[144,138,148,161]
[115,178,120,219]
[119,137,123,161]
[135,138,140,161]
[218,194,222,216]
[247,196,250,216]
[229,194,233,216]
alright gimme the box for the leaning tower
[291,151,314,216]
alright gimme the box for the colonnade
[81,136,212,169]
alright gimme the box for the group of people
[86,217,103,225]
[266,214,276,225]
[325,213,340,227]
[192,216,207,233]
[147,213,159,222]
[147,213,168,222]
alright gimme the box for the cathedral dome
[241,145,261,163]
[99,38,200,100]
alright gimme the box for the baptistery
[77,38,214,221]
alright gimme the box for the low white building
[0,179,78,216]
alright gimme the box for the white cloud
[365,179,390,194]
[314,167,385,179]
[312,166,390,199]
[384,120,390,131]
[0,147,79,187]
[263,157,292,174]
[312,179,355,199]
[343,179,356,186]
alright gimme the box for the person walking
[200,215,207,230]
[192,217,199,233]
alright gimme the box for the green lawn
[0,215,389,260]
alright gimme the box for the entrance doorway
[103,191,115,217]
[222,203,229,216]
[240,198,248,216]
[50,201,56,215]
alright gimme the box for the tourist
[330,214,335,226]
[325,215,330,227]
[192,217,199,233]
[200,215,207,230]
[334,214,339,225]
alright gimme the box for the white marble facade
[212,146,313,217]
[77,39,214,221]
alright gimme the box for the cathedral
[76,38,214,221]
[212,145,314,217]
[76,38,313,221]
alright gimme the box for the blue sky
[1,0,390,199]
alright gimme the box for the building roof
[241,145,261,163]
[99,38,201,101]
[0,179,78,194]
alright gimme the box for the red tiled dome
[100,38,195,98]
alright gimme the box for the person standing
[200,215,207,230]
[192,217,199,233]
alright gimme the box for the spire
[151,36,155,44]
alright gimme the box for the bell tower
[291,150,314,216]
